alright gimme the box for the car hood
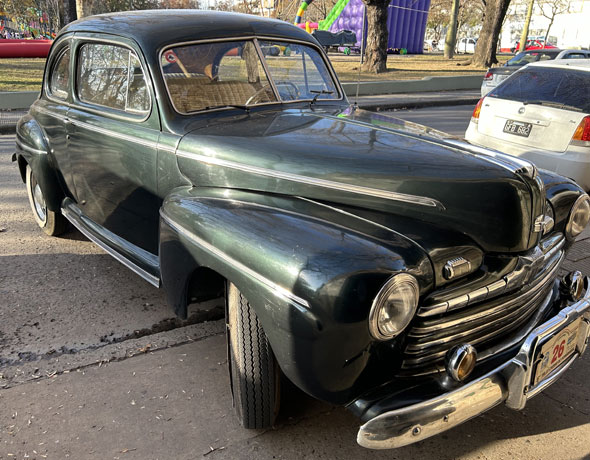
[175,107,544,254]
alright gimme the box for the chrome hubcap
[32,179,47,222]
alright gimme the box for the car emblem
[518,107,525,114]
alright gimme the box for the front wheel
[227,282,280,429]
[25,165,67,236]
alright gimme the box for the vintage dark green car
[13,10,590,449]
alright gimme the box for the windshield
[506,50,558,66]
[489,66,590,113]
[160,39,339,113]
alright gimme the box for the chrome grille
[402,234,565,374]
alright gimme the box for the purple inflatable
[329,0,431,54]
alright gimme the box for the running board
[61,198,161,287]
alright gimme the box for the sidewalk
[0,227,588,459]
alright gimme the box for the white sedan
[466,60,590,190]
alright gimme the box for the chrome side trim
[61,206,160,287]
[159,210,310,310]
[176,150,444,209]
[35,105,67,122]
[67,118,160,149]
[357,289,590,449]
[15,139,47,155]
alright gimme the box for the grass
[0,53,511,92]
[0,58,46,92]
[331,53,511,81]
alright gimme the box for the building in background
[501,0,590,51]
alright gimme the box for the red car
[511,39,557,53]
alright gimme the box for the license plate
[534,317,582,385]
[503,120,532,137]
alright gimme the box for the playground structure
[294,0,431,54]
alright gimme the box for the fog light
[446,344,477,382]
[561,271,587,301]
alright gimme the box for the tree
[443,0,459,58]
[361,0,390,73]
[518,0,534,52]
[539,0,570,45]
[472,0,511,67]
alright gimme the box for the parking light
[471,98,484,123]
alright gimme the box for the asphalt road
[1,109,590,459]
[384,105,475,137]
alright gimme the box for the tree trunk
[76,0,94,19]
[543,17,554,46]
[518,0,534,52]
[444,0,459,59]
[62,0,78,25]
[361,0,390,73]
[472,0,511,67]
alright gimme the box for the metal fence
[0,92,38,131]
[0,109,26,127]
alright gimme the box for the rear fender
[15,114,64,212]
[159,186,433,403]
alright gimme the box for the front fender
[15,114,63,212]
[159,186,434,404]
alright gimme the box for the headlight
[566,194,590,240]
[368,273,419,341]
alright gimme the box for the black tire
[227,282,280,429]
[25,165,67,236]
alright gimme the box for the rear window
[506,51,558,66]
[489,66,590,112]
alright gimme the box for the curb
[356,97,480,112]
[0,124,17,135]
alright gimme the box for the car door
[66,35,161,254]
[31,37,76,196]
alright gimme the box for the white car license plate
[503,120,532,137]
[534,317,582,385]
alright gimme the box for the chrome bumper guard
[357,285,590,449]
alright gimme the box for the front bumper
[357,285,590,449]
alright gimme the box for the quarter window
[49,48,70,100]
[77,43,150,114]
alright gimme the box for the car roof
[60,10,315,51]
[527,59,590,72]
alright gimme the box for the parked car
[13,10,590,449]
[468,60,590,190]
[511,38,557,53]
[481,49,590,96]
[456,37,477,53]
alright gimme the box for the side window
[49,48,70,100]
[77,43,150,115]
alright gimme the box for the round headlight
[566,194,590,240]
[368,273,419,341]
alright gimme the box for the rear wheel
[26,165,67,236]
[227,282,280,429]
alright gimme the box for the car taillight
[471,98,484,122]
[572,116,590,142]
[483,71,493,81]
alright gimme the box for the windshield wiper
[203,104,250,112]
[522,100,583,112]
[309,89,334,107]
